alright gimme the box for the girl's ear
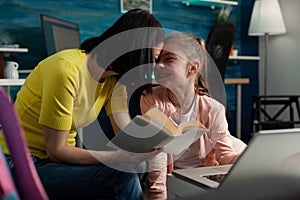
[188,60,200,76]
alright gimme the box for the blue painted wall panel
[1,0,258,139]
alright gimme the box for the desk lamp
[248,0,286,95]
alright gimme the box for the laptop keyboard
[203,174,226,183]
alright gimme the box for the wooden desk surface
[224,78,250,85]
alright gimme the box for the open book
[107,108,207,155]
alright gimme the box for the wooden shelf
[229,56,260,60]
[0,79,26,86]
[18,70,33,74]
[182,0,238,8]
[0,47,29,78]
[0,47,29,53]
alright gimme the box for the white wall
[259,0,300,95]
[257,0,300,123]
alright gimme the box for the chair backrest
[230,135,247,153]
[0,146,19,199]
[0,87,48,200]
[206,21,236,81]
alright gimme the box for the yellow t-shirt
[0,49,128,158]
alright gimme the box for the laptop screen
[220,128,300,187]
[172,128,300,190]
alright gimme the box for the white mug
[4,61,19,79]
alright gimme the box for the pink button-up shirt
[140,86,242,199]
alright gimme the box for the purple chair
[0,86,48,200]
[0,146,19,199]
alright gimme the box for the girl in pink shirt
[140,32,245,199]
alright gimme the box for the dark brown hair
[79,9,164,80]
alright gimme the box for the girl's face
[154,41,190,87]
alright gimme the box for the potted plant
[230,45,238,57]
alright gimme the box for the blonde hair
[165,32,210,97]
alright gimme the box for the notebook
[172,128,300,189]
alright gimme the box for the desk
[224,78,250,139]
[227,56,259,138]
[0,47,29,78]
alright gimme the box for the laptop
[172,128,300,190]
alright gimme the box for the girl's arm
[140,92,169,199]
[209,103,242,164]
[145,153,168,200]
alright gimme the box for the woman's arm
[43,125,162,165]
[43,126,100,164]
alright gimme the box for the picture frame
[120,0,152,14]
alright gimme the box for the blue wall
[0,0,257,141]
[0,0,241,68]
[240,0,258,142]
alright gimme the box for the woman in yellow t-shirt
[1,9,164,200]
